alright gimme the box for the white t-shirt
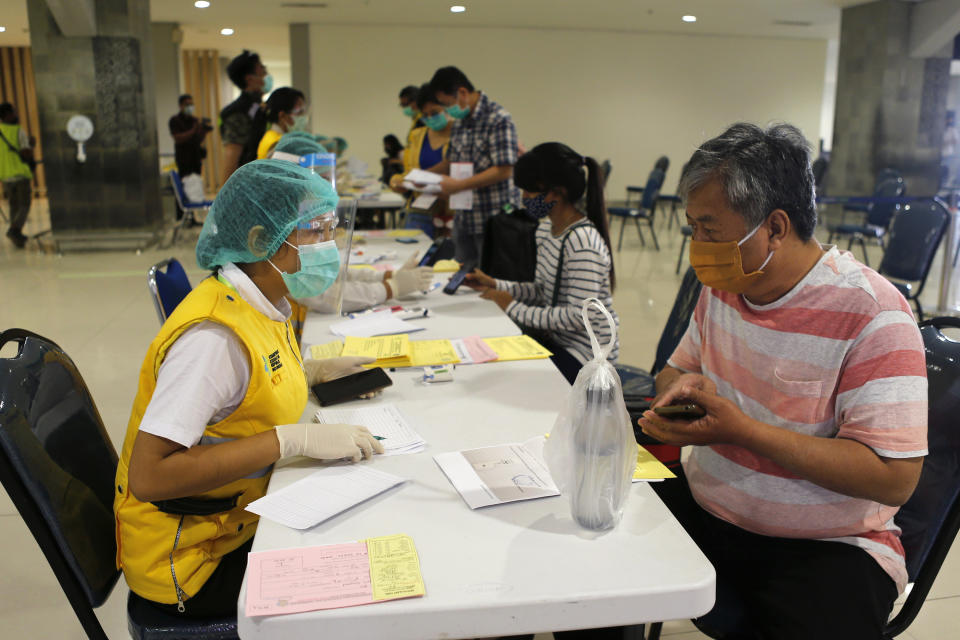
[138,263,292,448]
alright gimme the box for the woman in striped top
[466,142,618,383]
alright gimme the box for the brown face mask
[688,223,773,293]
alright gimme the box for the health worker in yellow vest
[114,159,383,618]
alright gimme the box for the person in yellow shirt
[114,159,382,618]
[390,83,454,236]
[256,87,307,159]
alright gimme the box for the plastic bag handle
[581,297,617,361]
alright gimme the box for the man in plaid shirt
[428,67,521,263]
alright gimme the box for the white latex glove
[387,252,434,298]
[275,423,384,461]
[304,356,376,386]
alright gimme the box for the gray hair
[678,123,817,240]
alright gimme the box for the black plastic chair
[827,176,905,267]
[878,198,951,321]
[609,165,666,252]
[0,329,239,639]
[148,258,193,324]
[600,159,612,189]
[841,168,902,219]
[676,225,693,274]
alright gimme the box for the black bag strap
[551,220,590,306]
[0,129,19,155]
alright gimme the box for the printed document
[315,404,426,455]
[449,162,474,210]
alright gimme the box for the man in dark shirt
[168,94,209,177]
[220,50,270,183]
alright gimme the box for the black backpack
[480,206,538,281]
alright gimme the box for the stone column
[151,22,182,162]
[830,0,952,197]
[27,0,162,240]
[290,23,311,105]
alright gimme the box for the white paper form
[330,315,426,338]
[411,193,439,209]
[403,168,443,185]
[245,465,406,529]
[449,162,474,210]
[434,436,560,509]
[315,404,426,455]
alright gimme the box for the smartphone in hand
[443,261,476,295]
[653,404,706,420]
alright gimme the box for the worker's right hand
[274,423,384,462]
[464,268,496,290]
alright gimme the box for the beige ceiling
[1,0,868,62]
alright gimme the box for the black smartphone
[418,240,442,267]
[653,404,706,420]
[443,261,476,295]
[311,368,393,407]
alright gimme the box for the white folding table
[238,241,715,639]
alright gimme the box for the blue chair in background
[827,176,905,267]
[0,329,239,640]
[878,198,950,321]
[840,168,902,220]
[169,170,215,244]
[148,258,193,324]
[401,210,436,239]
[609,158,668,251]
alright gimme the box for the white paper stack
[329,315,425,337]
[315,404,426,455]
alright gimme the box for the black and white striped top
[495,219,619,364]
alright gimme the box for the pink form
[245,542,374,617]
[464,336,498,363]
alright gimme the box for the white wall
[308,24,827,199]
[151,22,182,163]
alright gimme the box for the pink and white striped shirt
[668,246,927,593]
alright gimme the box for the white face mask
[183,105,195,116]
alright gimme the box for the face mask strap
[737,222,763,247]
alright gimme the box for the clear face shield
[270,151,337,190]
[306,199,356,316]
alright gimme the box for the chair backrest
[640,167,666,210]
[168,169,188,209]
[600,159,612,188]
[402,210,436,239]
[0,329,120,637]
[651,266,703,374]
[865,201,902,229]
[886,316,960,637]
[812,157,829,190]
[148,258,193,323]
[878,198,950,283]
[876,167,902,187]
[874,176,905,198]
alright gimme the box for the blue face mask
[423,112,448,131]
[445,103,470,120]
[270,239,340,298]
[261,74,274,94]
[522,193,557,219]
[402,106,415,117]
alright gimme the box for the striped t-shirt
[495,219,619,364]
[668,246,927,593]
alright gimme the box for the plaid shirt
[447,92,521,234]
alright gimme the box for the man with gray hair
[638,123,927,638]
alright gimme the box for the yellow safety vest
[0,123,31,181]
[257,128,283,160]
[114,276,307,605]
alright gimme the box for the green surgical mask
[423,112,448,131]
[261,74,274,94]
[402,106,415,117]
[446,103,470,120]
[291,113,310,132]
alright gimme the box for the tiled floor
[1,198,958,639]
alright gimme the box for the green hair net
[273,132,325,157]
[196,159,339,270]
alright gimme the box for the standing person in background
[398,85,424,138]
[381,134,405,185]
[169,94,212,219]
[0,102,34,249]
[389,83,454,237]
[466,143,618,384]
[257,87,308,159]
[220,50,271,182]
[427,66,520,264]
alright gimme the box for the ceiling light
[194,1,210,7]
[220,28,234,35]
[0,26,6,33]
[682,15,697,23]
[451,5,466,13]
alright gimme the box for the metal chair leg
[648,222,660,251]
[915,298,924,322]
[647,621,663,640]
[617,216,627,251]
[858,237,869,268]
[677,236,688,274]
[827,230,835,244]
[635,218,646,247]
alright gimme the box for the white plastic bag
[544,298,635,530]
[182,173,205,204]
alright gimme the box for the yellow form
[482,335,553,361]
[309,340,344,360]
[366,534,426,601]
[342,335,411,367]
[634,445,677,481]
[409,340,461,367]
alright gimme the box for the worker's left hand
[438,175,464,196]
[304,356,376,386]
[637,385,752,447]
[479,287,513,311]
